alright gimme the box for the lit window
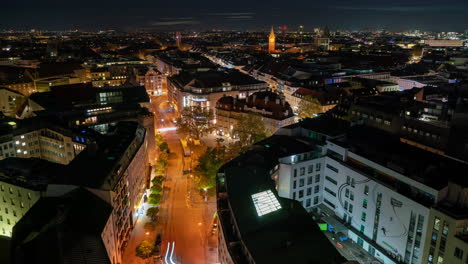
[251,190,282,217]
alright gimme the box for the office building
[167,69,268,112]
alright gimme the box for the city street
[122,94,217,264]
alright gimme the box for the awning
[322,216,348,233]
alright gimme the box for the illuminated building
[141,67,164,96]
[0,118,87,165]
[175,32,182,48]
[215,91,295,136]
[167,69,268,112]
[0,87,24,117]
[216,129,349,264]
[268,26,276,53]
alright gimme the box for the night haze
[1,0,468,31]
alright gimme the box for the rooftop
[11,187,112,264]
[217,137,346,264]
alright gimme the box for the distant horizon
[1,0,468,33]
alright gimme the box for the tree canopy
[297,95,322,119]
[194,147,226,191]
[146,207,160,221]
[231,112,270,153]
[148,193,162,206]
[176,106,214,140]
[135,239,155,259]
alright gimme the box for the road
[122,94,217,264]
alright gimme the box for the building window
[314,185,319,194]
[349,204,353,213]
[346,176,351,184]
[326,164,339,173]
[316,163,321,171]
[313,196,319,205]
[357,237,364,246]
[323,198,335,209]
[325,176,337,185]
[315,174,320,183]
[300,167,305,176]
[364,185,369,195]
[345,189,350,198]
[307,176,313,185]
[307,187,312,196]
[350,191,354,201]
[299,190,304,198]
[442,222,449,236]
[293,180,297,189]
[344,201,348,210]
[324,187,336,197]
[434,217,441,231]
[306,199,311,207]
[363,199,368,209]
[360,224,365,233]
[308,165,313,173]
[293,192,296,199]
[299,179,305,187]
[454,248,464,259]
[361,212,366,222]
[293,169,297,178]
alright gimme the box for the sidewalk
[122,201,157,264]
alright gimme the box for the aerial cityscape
[0,1,468,264]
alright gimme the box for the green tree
[148,193,162,206]
[156,151,168,168]
[176,106,214,140]
[297,95,322,119]
[159,141,169,153]
[231,113,270,152]
[146,207,160,221]
[144,222,156,233]
[151,176,165,186]
[150,184,163,194]
[135,239,155,259]
[194,148,225,191]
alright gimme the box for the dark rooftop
[11,187,112,264]
[218,137,346,264]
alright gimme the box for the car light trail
[170,241,176,264]
[158,127,177,132]
[164,242,171,264]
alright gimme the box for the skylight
[251,190,282,217]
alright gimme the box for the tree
[151,176,165,186]
[135,239,155,259]
[144,222,156,233]
[159,141,169,153]
[231,113,270,153]
[176,106,214,140]
[194,148,226,191]
[156,151,168,168]
[297,95,322,119]
[146,207,160,221]
[148,193,162,206]
[150,184,163,194]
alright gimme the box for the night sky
[2,0,468,32]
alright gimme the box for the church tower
[268,26,276,53]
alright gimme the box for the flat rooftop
[218,138,346,264]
